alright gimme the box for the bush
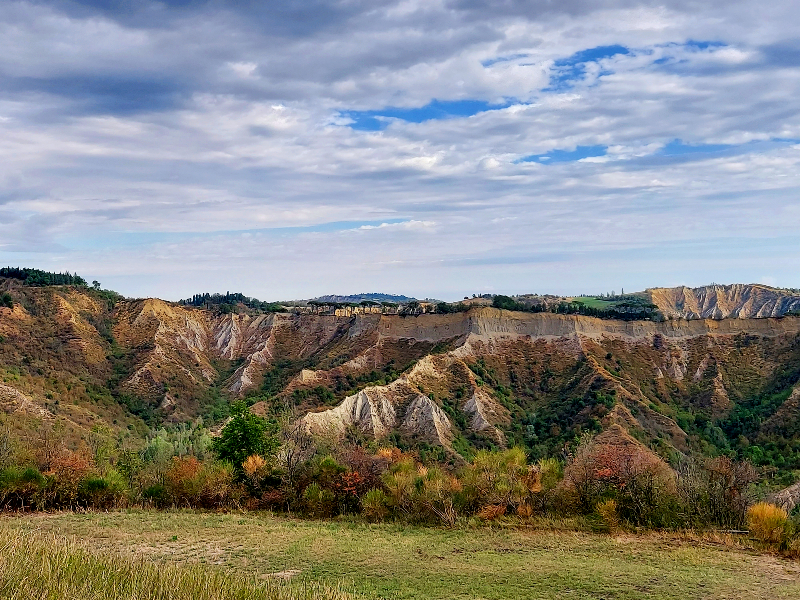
[361,488,389,522]
[560,429,678,527]
[382,458,416,518]
[78,470,127,508]
[142,483,169,507]
[460,448,539,515]
[747,502,789,544]
[163,456,239,509]
[478,504,506,521]
[303,482,336,518]
[413,465,461,526]
[44,450,94,509]
[596,499,620,532]
[677,457,757,529]
[0,466,46,509]
[212,402,279,473]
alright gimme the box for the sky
[1,0,799,301]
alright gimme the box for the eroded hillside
[2,283,800,471]
[648,283,800,320]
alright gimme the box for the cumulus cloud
[0,0,799,299]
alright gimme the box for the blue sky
[1,0,800,300]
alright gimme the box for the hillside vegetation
[2,275,800,537]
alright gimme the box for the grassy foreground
[0,530,350,600]
[2,512,800,600]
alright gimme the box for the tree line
[180,292,286,314]
[491,295,660,321]
[0,267,87,287]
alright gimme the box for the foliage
[0,293,12,309]
[0,266,88,287]
[163,456,239,509]
[435,302,470,314]
[212,402,279,471]
[180,292,286,313]
[460,448,539,515]
[361,487,390,521]
[491,293,660,321]
[595,499,620,532]
[561,433,678,527]
[676,457,757,529]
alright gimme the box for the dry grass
[748,502,789,544]
[0,529,351,600]
[3,511,800,599]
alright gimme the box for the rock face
[3,284,800,462]
[649,284,800,320]
[302,355,506,447]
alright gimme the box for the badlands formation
[1,281,800,462]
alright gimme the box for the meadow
[2,511,799,600]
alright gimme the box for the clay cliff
[2,282,800,467]
[648,284,800,320]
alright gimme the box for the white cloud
[0,1,799,299]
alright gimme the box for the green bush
[78,470,127,509]
[361,488,389,521]
[303,483,336,518]
[212,402,279,473]
[0,466,46,509]
[142,483,170,508]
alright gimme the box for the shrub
[677,457,757,529]
[242,454,282,500]
[382,458,416,517]
[460,448,539,515]
[560,428,678,527]
[0,466,46,510]
[361,488,389,522]
[196,461,239,508]
[532,457,563,512]
[747,502,788,544]
[44,450,94,508]
[212,402,279,472]
[78,470,127,508]
[478,504,506,521]
[142,483,169,507]
[413,465,461,526]
[596,499,620,532]
[304,482,336,518]
[163,456,239,509]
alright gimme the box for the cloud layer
[1,0,799,299]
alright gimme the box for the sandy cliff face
[299,309,800,455]
[302,354,507,447]
[3,285,800,460]
[649,284,800,320]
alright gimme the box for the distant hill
[312,293,416,304]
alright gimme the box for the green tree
[212,402,279,469]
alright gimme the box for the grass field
[570,297,615,309]
[2,511,799,600]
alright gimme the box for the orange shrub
[478,504,506,521]
[45,449,95,507]
[560,427,677,527]
[747,502,788,544]
[164,456,238,509]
